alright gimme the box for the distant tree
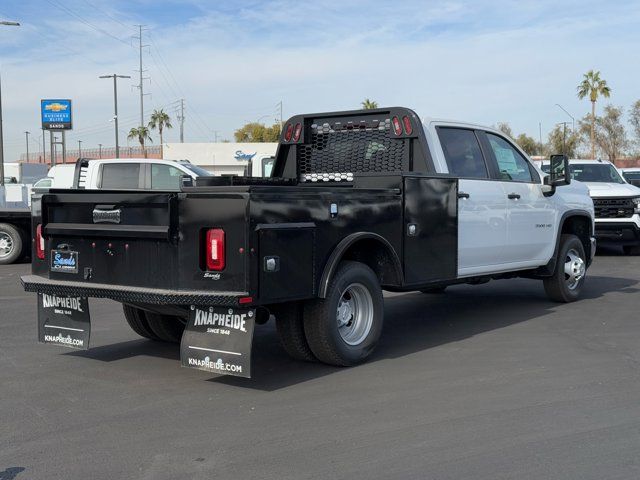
[496,122,513,138]
[234,122,281,142]
[577,70,611,159]
[592,105,628,162]
[148,109,172,158]
[514,133,540,156]
[361,99,378,110]
[128,126,152,157]
[547,124,580,158]
[629,100,640,151]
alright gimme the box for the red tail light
[36,224,45,260]
[402,116,413,135]
[284,123,293,142]
[392,116,402,136]
[205,229,225,271]
[292,123,302,142]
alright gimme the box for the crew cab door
[481,132,556,264]
[436,127,508,276]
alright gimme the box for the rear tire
[274,302,316,362]
[122,304,160,340]
[0,223,23,265]
[544,234,586,303]
[623,245,640,255]
[145,312,186,343]
[304,261,383,366]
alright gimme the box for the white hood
[584,182,640,198]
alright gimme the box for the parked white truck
[542,159,640,254]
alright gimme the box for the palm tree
[577,70,611,159]
[361,98,378,110]
[128,126,152,157]
[148,109,172,158]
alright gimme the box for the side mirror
[546,154,571,187]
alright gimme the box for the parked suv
[542,159,640,254]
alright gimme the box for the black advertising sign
[37,293,90,350]
[181,306,256,378]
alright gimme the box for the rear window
[100,163,141,189]
[437,128,488,179]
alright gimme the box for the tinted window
[101,163,140,189]
[261,157,275,177]
[151,164,183,190]
[438,128,487,178]
[486,133,533,182]
[623,172,640,180]
[570,163,625,184]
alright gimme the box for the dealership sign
[41,99,72,130]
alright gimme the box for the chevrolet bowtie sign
[41,99,73,130]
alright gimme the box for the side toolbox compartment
[257,223,315,303]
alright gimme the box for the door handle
[508,193,521,200]
[457,192,470,199]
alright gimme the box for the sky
[0,0,639,161]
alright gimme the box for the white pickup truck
[542,159,640,255]
[22,109,597,373]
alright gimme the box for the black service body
[22,108,461,309]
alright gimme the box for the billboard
[41,99,72,130]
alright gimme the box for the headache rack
[273,107,435,182]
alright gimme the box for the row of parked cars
[9,106,640,378]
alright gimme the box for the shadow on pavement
[64,274,637,391]
[0,467,26,480]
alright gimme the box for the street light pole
[555,103,575,132]
[100,74,131,158]
[98,143,102,158]
[24,131,30,162]
[0,20,20,187]
[78,140,82,158]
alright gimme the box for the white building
[163,142,278,177]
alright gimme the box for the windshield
[569,163,625,184]
[181,163,212,176]
[623,172,640,180]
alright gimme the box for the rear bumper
[21,275,247,306]
[594,221,640,245]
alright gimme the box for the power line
[80,0,131,29]
[44,0,132,47]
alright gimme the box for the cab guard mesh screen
[297,118,405,182]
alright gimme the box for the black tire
[273,302,316,362]
[420,286,447,294]
[623,245,640,255]
[544,234,586,303]
[304,261,384,366]
[122,304,161,340]
[145,312,186,343]
[0,223,23,265]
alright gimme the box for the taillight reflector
[284,123,293,142]
[402,116,413,135]
[36,224,45,260]
[292,123,302,142]
[206,229,225,271]
[392,116,402,136]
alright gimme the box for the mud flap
[180,306,256,378]
[37,293,90,350]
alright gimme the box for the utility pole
[100,74,131,158]
[24,131,30,162]
[78,140,82,158]
[213,130,220,142]
[178,98,185,142]
[134,25,149,129]
[557,122,569,156]
[41,127,46,163]
[0,21,20,185]
[98,143,102,158]
[539,122,543,157]
[276,100,283,132]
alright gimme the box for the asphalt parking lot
[2,248,640,480]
